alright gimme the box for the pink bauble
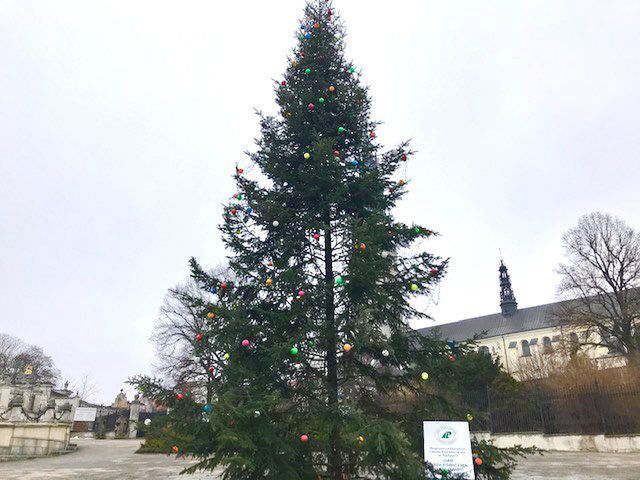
[308,103,315,110]
[301,434,309,443]
[298,290,305,297]
[242,339,250,347]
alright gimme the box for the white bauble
[144,418,151,426]
[382,349,390,357]
[273,221,280,227]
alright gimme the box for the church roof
[418,299,569,342]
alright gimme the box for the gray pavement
[0,438,638,479]
[0,438,216,479]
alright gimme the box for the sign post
[423,421,475,479]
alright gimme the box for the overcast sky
[1,0,639,404]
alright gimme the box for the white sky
[1,0,639,404]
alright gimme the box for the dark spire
[499,260,518,316]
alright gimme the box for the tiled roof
[417,299,571,342]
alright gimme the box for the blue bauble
[246,207,253,214]
[305,33,311,39]
[352,160,359,166]
[210,287,217,294]
[449,340,455,348]
[203,404,211,413]
[300,24,305,30]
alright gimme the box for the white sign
[73,407,97,422]
[423,421,475,479]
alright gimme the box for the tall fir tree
[131,1,534,479]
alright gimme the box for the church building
[419,261,625,379]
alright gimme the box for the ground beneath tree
[0,438,637,479]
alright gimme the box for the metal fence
[464,381,640,435]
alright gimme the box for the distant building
[419,261,626,379]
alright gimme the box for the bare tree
[556,212,640,364]
[72,373,99,403]
[0,334,61,384]
[151,265,232,399]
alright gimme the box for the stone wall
[473,431,640,453]
[0,422,71,457]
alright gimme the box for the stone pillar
[129,396,140,438]
[8,396,25,422]
[0,384,12,409]
[57,402,73,423]
[42,401,56,422]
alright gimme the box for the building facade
[419,261,625,379]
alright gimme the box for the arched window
[479,346,490,355]
[542,336,552,353]
[521,340,531,357]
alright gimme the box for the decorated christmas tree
[131,1,535,478]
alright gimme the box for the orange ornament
[475,458,483,466]
[398,180,406,186]
[359,243,366,250]
[358,435,365,444]
[329,85,335,92]
[266,277,273,286]
[207,312,215,319]
[344,343,352,352]
[314,22,320,28]
[172,446,179,453]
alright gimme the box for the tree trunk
[324,220,341,480]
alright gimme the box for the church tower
[499,260,518,316]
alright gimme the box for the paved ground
[0,439,216,479]
[510,451,640,480]
[0,438,638,479]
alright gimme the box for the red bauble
[401,154,407,161]
[242,339,250,347]
[172,446,179,453]
[333,150,340,156]
[313,233,320,240]
[221,282,228,289]
[267,261,273,266]
[176,393,183,400]
[237,168,244,174]
[196,334,203,341]
[280,80,287,86]
[231,209,237,215]
[301,434,309,443]
[208,366,214,374]
[370,131,376,138]
[449,355,455,363]
[430,268,438,276]
[475,458,483,466]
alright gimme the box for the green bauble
[238,194,243,200]
[318,97,325,103]
[349,66,355,73]
[290,347,299,355]
[414,227,420,233]
[335,275,343,285]
[338,126,345,134]
[410,283,418,291]
[305,68,311,74]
